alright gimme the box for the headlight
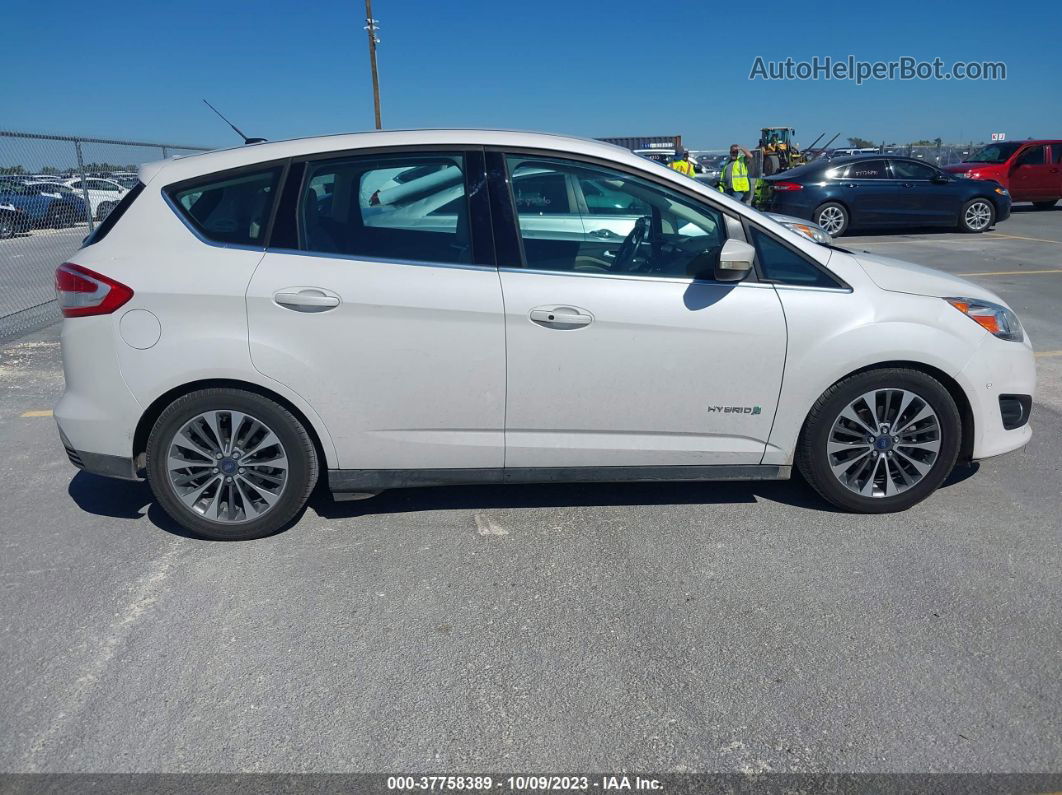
[945,297,1023,341]
[780,220,831,244]
[994,187,1009,196]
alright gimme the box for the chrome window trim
[265,245,494,273]
[497,265,776,288]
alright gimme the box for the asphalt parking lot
[1,208,1060,774]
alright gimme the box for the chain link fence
[0,131,212,343]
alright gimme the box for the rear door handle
[529,306,593,329]
[274,288,341,312]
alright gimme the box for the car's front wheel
[796,368,962,513]
[146,388,318,540]
[814,202,849,237]
[0,215,14,239]
[959,198,995,232]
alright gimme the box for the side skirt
[329,464,791,494]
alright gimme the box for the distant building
[598,135,683,163]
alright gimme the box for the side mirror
[715,238,755,282]
[931,174,950,184]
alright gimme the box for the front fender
[762,286,982,465]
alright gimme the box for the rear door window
[295,152,473,265]
[167,166,282,246]
[845,160,888,179]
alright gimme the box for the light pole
[364,0,382,129]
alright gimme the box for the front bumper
[955,333,1035,460]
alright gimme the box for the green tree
[0,165,26,175]
[847,137,875,149]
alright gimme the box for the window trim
[266,145,495,269]
[486,146,754,285]
[162,158,288,251]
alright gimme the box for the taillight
[54,262,133,318]
[772,181,804,191]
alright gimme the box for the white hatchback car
[54,130,1035,540]
[62,177,128,220]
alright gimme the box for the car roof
[138,128,643,186]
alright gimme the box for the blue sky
[2,0,1057,151]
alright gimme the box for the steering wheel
[612,216,648,272]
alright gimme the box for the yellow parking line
[20,410,53,417]
[1034,351,1062,358]
[985,233,1062,244]
[957,269,1062,276]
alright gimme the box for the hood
[852,251,1003,302]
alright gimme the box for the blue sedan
[763,155,1011,237]
[0,180,88,228]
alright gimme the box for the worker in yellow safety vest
[718,144,753,203]
[669,149,697,178]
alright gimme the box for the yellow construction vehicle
[759,127,806,174]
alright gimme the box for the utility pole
[364,0,382,129]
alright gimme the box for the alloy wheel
[817,206,845,236]
[826,388,941,498]
[964,201,992,231]
[166,410,289,523]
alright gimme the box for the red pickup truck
[944,140,1062,208]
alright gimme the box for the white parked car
[62,176,128,220]
[54,130,1035,540]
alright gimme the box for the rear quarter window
[166,165,282,246]
[81,182,144,247]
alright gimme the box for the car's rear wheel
[1032,200,1057,210]
[0,215,14,239]
[146,388,318,541]
[959,198,994,232]
[796,368,962,513]
[96,201,116,221]
[814,202,849,237]
[48,205,72,228]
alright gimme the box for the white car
[62,177,128,220]
[53,130,1035,541]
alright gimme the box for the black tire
[796,368,962,513]
[146,388,318,541]
[763,154,780,176]
[0,215,14,239]
[96,201,116,221]
[814,201,849,237]
[958,197,995,233]
[1032,200,1057,210]
[48,205,71,228]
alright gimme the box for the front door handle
[529,306,593,329]
[274,288,341,312]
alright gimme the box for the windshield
[964,142,1021,163]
